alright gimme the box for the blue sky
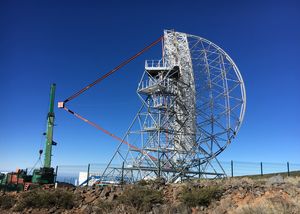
[0,0,300,170]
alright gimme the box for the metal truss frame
[101,30,246,183]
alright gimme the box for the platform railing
[153,96,168,108]
[145,60,167,68]
[138,78,178,94]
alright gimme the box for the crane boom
[44,83,56,168]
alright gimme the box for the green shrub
[118,185,163,212]
[137,179,148,186]
[180,185,222,207]
[0,195,16,209]
[97,201,115,213]
[15,189,75,211]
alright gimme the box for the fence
[55,163,112,185]
[220,161,300,177]
[1,161,300,186]
[51,161,300,186]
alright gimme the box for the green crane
[0,84,58,190]
[31,83,57,184]
[44,83,56,168]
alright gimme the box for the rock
[238,193,245,199]
[100,186,111,198]
[156,177,166,185]
[255,190,262,196]
[114,187,123,196]
[172,185,183,200]
[107,193,117,202]
[212,206,227,214]
[191,207,199,214]
[74,188,80,194]
[92,205,101,213]
[48,207,57,213]
[152,204,162,214]
[266,175,284,186]
[85,195,96,204]
[80,204,92,213]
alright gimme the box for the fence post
[260,162,263,176]
[16,170,20,193]
[121,162,124,185]
[86,164,90,187]
[231,160,234,178]
[4,172,8,193]
[158,156,161,179]
[287,162,290,176]
[54,165,58,183]
[198,159,201,179]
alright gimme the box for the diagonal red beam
[63,107,157,161]
[59,36,162,162]
[63,36,163,104]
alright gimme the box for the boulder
[85,194,96,204]
[100,186,111,198]
[80,204,92,213]
[266,175,284,186]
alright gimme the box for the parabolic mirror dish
[178,31,246,161]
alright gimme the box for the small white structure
[78,172,102,186]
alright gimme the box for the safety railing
[145,60,167,69]
[138,78,176,94]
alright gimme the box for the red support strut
[63,106,156,161]
[64,36,163,103]
[59,36,163,162]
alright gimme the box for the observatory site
[1,1,300,213]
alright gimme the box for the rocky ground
[1,175,300,214]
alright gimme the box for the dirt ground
[1,175,300,214]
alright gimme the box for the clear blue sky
[1,0,299,170]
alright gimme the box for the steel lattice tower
[101,30,246,183]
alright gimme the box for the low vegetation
[0,175,299,213]
[234,197,300,214]
[180,185,223,207]
[97,201,116,213]
[0,195,16,209]
[117,185,163,212]
[14,189,75,211]
[95,184,164,213]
